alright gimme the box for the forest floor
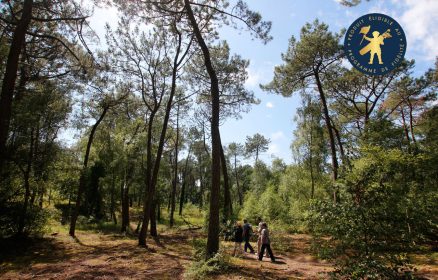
[0,219,437,279]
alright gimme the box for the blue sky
[82,0,437,164]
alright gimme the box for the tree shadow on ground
[0,236,71,274]
[0,231,192,279]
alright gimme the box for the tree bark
[179,144,192,216]
[69,107,108,237]
[309,116,315,200]
[111,171,117,225]
[314,70,338,202]
[233,153,243,206]
[0,0,33,173]
[407,101,416,144]
[150,199,157,237]
[121,163,132,233]
[199,155,204,207]
[170,104,179,227]
[184,0,221,258]
[138,111,156,246]
[18,128,35,235]
[400,109,411,144]
[138,24,183,246]
[220,142,232,220]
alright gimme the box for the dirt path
[218,234,332,280]
[0,230,192,280]
[0,231,332,280]
[1,230,436,279]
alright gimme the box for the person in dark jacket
[258,222,275,262]
[233,222,244,257]
[242,219,255,254]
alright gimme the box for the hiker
[257,217,269,257]
[257,217,263,254]
[258,222,275,262]
[232,221,244,257]
[242,219,255,254]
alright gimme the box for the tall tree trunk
[220,142,232,220]
[309,118,315,200]
[121,164,131,233]
[199,156,204,207]
[400,109,411,143]
[185,0,221,258]
[150,199,157,237]
[18,128,34,235]
[69,107,108,237]
[111,171,117,225]
[331,120,348,168]
[314,71,338,202]
[157,199,161,221]
[179,144,191,216]
[138,25,183,246]
[0,0,33,173]
[233,154,243,206]
[407,102,416,144]
[170,104,179,227]
[138,112,156,246]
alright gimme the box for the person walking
[256,217,263,255]
[258,222,275,262]
[243,219,255,254]
[257,217,269,257]
[232,221,244,257]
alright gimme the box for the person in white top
[258,222,275,262]
[257,217,269,257]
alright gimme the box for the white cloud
[341,58,352,69]
[268,143,280,156]
[266,102,274,109]
[245,67,261,88]
[271,131,285,141]
[398,0,438,60]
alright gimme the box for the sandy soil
[0,229,436,280]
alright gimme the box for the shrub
[308,147,438,279]
[0,202,50,238]
[184,238,230,280]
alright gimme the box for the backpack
[244,223,253,236]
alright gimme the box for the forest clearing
[1,0,437,279]
[1,208,437,279]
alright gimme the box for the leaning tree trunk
[69,107,108,237]
[185,0,222,258]
[314,71,338,203]
[0,0,33,173]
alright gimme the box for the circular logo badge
[344,13,407,76]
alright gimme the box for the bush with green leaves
[309,146,438,279]
[184,238,230,280]
[0,203,50,238]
